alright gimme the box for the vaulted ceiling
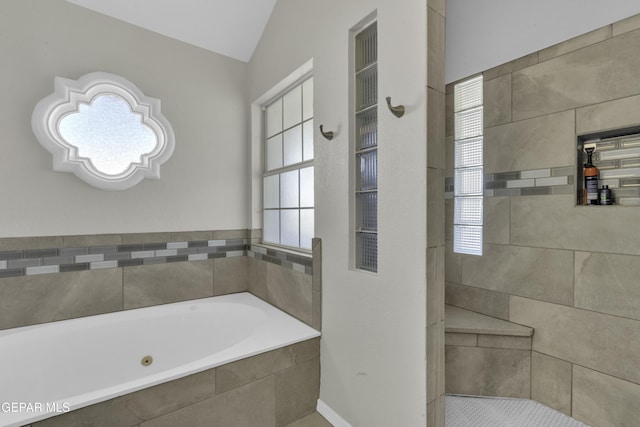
[66,0,277,62]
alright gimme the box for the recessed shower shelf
[577,125,640,206]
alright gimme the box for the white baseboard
[316,399,352,427]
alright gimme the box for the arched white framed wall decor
[32,72,175,191]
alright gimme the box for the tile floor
[445,395,591,427]
[286,412,333,427]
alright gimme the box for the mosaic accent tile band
[248,245,313,275]
[0,235,314,279]
[0,239,249,278]
[445,166,574,198]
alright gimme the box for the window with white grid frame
[263,77,314,250]
[453,75,483,256]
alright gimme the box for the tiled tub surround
[445,13,640,427]
[3,293,319,427]
[0,231,318,332]
[33,337,321,427]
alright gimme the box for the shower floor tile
[445,394,591,427]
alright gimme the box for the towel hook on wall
[385,96,405,118]
[319,124,334,141]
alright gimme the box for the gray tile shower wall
[0,230,318,331]
[427,0,446,424]
[445,13,640,427]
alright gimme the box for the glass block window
[354,21,378,272]
[454,75,483,256]
[263,77,314,250]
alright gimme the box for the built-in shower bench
[445,305,534,399]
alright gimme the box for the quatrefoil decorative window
[32,72,175,190]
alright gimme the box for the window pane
[454,107,483,140]
[454,225,482,255]
[455,167,483,196]
[454,196,483,226]
[455,136,483,168]
[283,124,303,166]
[263,210,280,244]
[266,134,283,171]
[300,167,314,208]
[264,174,279,209]
[454,75,483,112]
[300,209,314,250]
[266,98,282,137]
[283,85,302,130]
[59,94,156,176]
[303,78,313,121]
[281,209,300,247]
[303,119,314,161]
[280,170,299,208]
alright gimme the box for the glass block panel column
[453,75,483,256]
[354,22,378,272]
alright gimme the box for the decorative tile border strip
[445,166,574,199]
[0,239,248,279]
[248,245,313,276]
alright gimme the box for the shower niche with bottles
[577,125,640,206]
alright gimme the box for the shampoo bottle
[584,147,599,205]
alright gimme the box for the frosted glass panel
[281,209,299,247]
[302,78,313,121]
[262,77,314,251]
[454,196,483,226]
[283,125,303,166]
[454,225,482,256]
[455,107,483,140]
[300,209,314,250]
[280,170,299,208]
[58,94,156,176]
[356,66,377,111]
[356,108,377,150]
[303,120,314,161]
[263,210,280,244]
[455,137,483,168]
[355,22,377,71]
[266,98,282,137]
[263,174,279,209]
[357,150,377,191]
[454,75,483,112]
[356,192,377,231]
[356,232,377,272]
[266,134,283,171]
[455,167,483,196]
[283,86,302,130]
[300,166,314,207]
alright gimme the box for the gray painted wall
[0,0,249,238]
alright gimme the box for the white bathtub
[0,292,320,427]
